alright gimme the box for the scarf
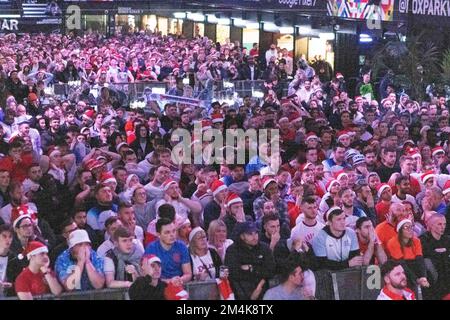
[112,245,142,281]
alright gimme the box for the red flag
[216,278,235,300]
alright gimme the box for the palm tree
[371,31,440,101]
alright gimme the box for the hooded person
[224,221,276,300]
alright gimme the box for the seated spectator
[355,217,387,266]
[0,224,23,297]
[176,217,191,246]
[377,260,416,300]
[188,227,221,281]
[207,219,233,263]
[203,179,227,231]
[87,183,118,233]
[263,256,314,300]
[221,164,249,195]
[240,172,262,220]
[339,187,366,230]
[49,219,78,268]
[225,221,276,300]
[104,226,144,288]
[375,202,407,252]
[131,186,155,231]
[15,241,62,300]
[145,218,192,286]
[222,193,248,237]
[259,214,288,253]
[155,179,202,223]
[386,219,430,289]
[420,214,450,299]
[375,183,393,224]
[72,207,100,250]
[312,207,362,270]
[117,203,144,246]
[291,196,324,247]
[55,229,105,291]
[128,254,166,300]
[253,177,288,226]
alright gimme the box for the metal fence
[51,80,289,107]
[2,266,414,301]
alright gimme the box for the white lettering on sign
[0,19,18,31]
[412,0,450,16]
[277,0,316,8]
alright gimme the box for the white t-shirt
[0,255,7,297]
[191,252,216,280]
[391,194,419,212]
[0,255,8,282]
[291,218,324,246]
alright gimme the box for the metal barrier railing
[1,267,405,300]
[49,80,289,106]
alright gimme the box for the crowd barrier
[51,80,289,105]
[1,266,420,300]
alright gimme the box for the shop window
[242,28,259,51]
[216,24,230,44]
[194,22,204,37]
[83,15,107,34]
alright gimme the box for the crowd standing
[0,30,450,301]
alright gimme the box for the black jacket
[240,64,261,81]
[203,200,221,231]
[128,275,166,300]
[1,251,24,296]
[224,239,275,300]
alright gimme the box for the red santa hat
[83,109,95,120]
[23,241,48,260]
[225,193,242,207]
[211,113,224,124]
[288,111,302,123]
[336,72,344,79]
[443,180,450,195]
[100,172,117,185]
[299,162,314,172]
[336,130,351,142]
[355,96,363,102]
[396,219,412,232]
[11,205,34,229]
[421,170,435,184]
[432,146,445,157]
[262,176,277,190]
[202,119,212,131]
[141,254,161,265]
[376,183,391,199]
[334,170,348,181]
[162,178,178,191]
[325,179,340,193]
[406,147,421,159]
[305,132,319,142]
[210,179,227,197]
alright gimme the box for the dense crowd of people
[0,31,450,301]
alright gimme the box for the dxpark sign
[400,0,450,16]
[0,19,18,31]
